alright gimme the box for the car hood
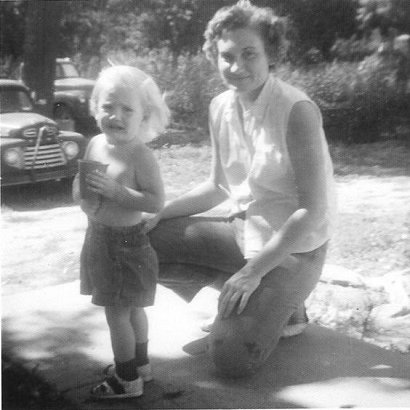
[1,112,56,135]
[54,77,95,91]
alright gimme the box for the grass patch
[330,140,410,176]
[154,142,212,200]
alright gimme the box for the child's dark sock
[135,341,148,366]
[115,358,138,381]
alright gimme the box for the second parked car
[53,58,96,133]
[17,58,97,134]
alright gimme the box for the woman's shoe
[282,306,309,338]
[200,306,309,338]
[281,322,308,338]
[91,374,143,399]
[103,363,153,382]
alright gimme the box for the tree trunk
[22,1,66,117]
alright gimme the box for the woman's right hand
[142,212,162,233]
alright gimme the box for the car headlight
[3,147,24,169]
[62,141,80,159]
[78,93,87,104]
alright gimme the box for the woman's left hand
[86,170,119,199]
[218,268,261,318]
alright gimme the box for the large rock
[364,269,410,352]
[365,303,410,352]
[306,265,380,339]
[307,265,410,353]
[187,264,410,353]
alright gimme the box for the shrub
[75,48,408,144]
[277,57,408,143]
[86,48,225,133]
[330,35,379,62]
[276,62,356,106]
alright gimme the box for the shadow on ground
[1,178,75,212]
[2,282,410,409]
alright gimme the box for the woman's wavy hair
[90,65,170,142]
[203,0,287,69]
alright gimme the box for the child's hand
[141,212,162,233]
[86,170,120,199]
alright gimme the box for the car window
[0,89,34,113]
[56,62,79,79]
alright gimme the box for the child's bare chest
[88,143,138,187]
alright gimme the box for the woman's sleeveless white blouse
[209,75,337,258]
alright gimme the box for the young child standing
[73,65,169,399]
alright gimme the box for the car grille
[24,143,67,169]
[23,125,58,139]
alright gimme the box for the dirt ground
[327,174,410,277]
[1,173,409,295]
[1,145,410,409]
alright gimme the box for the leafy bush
[86,48,225,132]
[277,57,408,143]
[75,47,408,144]
[276,62,356,106]
[330,35,378,62]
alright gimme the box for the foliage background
[1,0,409,143]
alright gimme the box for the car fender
[57,130,87,142]
[0,138,27,148]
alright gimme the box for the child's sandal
[103,363,153,382]
[91,374,143,399]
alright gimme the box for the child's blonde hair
[90,65,170,142]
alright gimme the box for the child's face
[95,82,145,145]
[217,27,270,101]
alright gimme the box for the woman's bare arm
[219,101,330,317]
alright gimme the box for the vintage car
[0,79,87,187]
[53,57,96,133]
[17,58,97,133]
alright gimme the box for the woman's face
[216,27,270,101]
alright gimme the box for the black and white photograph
[1,0,410,409]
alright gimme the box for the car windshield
[55,62,79,79]
[0,89,34,113]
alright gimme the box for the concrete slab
[2,281,410,409]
